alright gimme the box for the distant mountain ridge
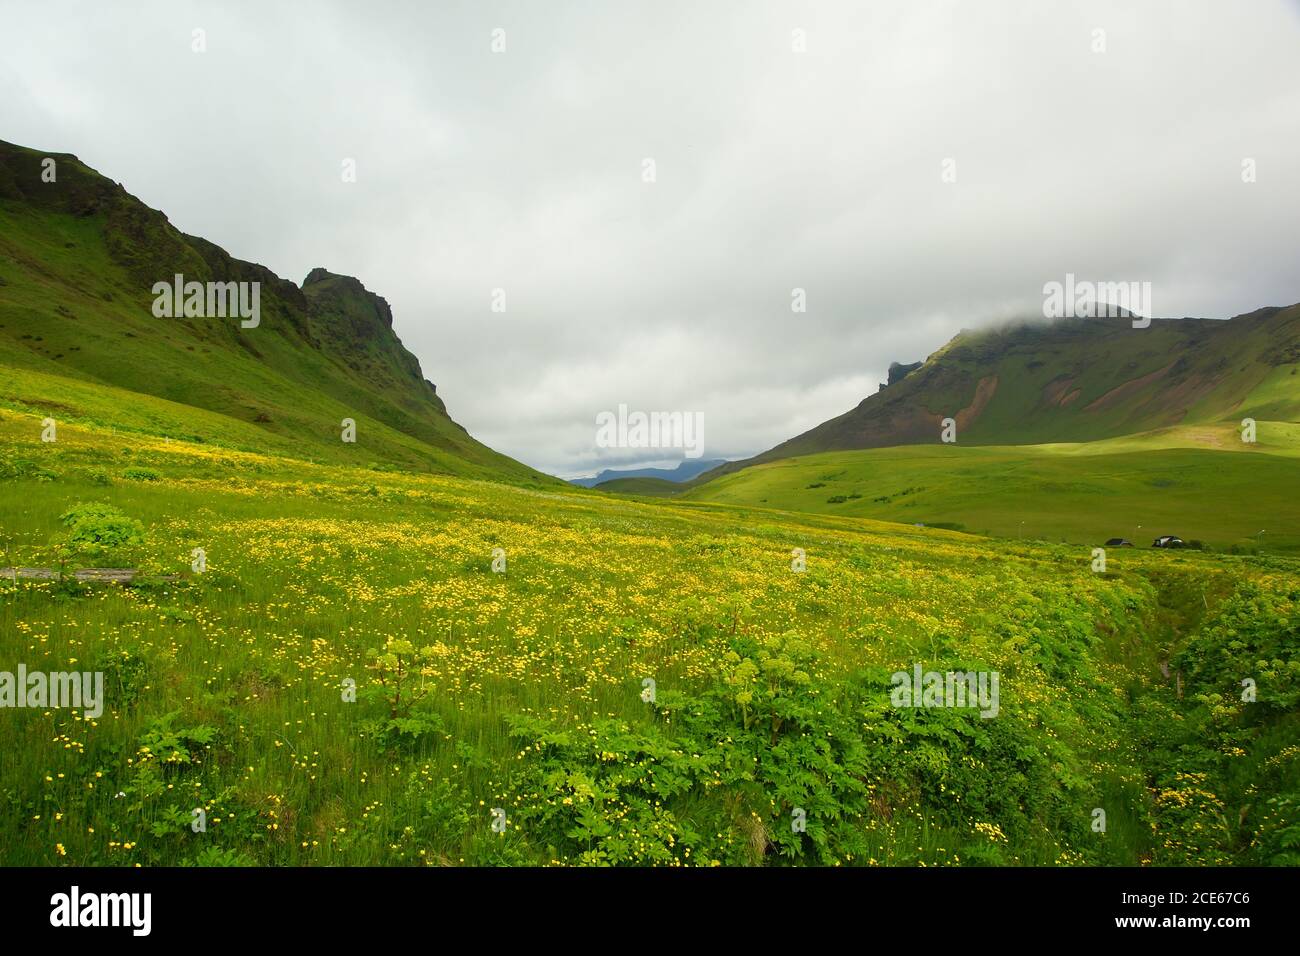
[570,458,727,488]
[0,139,549,481]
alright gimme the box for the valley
[1,136,1296,869]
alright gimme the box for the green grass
[683,433,1300,552]
[1,400,1297,866]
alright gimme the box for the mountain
[569,458,727,488]
[0,139,549,482]
[700,307,1300,482]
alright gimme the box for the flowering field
[2,409,1297,866]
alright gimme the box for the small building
[1104,538,1134,547]
[1152,535,1184,549]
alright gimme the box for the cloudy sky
[3,1,1299,477]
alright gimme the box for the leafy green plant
[134,711,218,770]
[182,846,257,867]
[56,501,144,563]
[365,638,438,719]
[95,647,152,707]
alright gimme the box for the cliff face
[881,360,923,390]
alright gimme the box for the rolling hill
[680,430,1300,552]
[585,475,683,496]
[0,139,549,482]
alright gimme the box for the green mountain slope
[685,308,1300,550]
[0,139,547,482]
[704,307,1300,482]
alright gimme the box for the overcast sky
[3,1,1299,477]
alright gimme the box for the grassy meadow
[682,425,1300,553]
[3,402,1299,866]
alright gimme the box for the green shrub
[57,501,145,561]
[503,632,1066,866]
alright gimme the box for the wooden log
[74,568,137,583]
[0,568,60,580]
[1,568,181,584]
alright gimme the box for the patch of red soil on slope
[1083,362,1175,413]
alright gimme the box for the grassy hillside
[590,476,681,496]
[2,404,1298,866]
[683,310,1300,552]
[705,306,1300,482]
[682,427,1300,552]
[0,139,547,482]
